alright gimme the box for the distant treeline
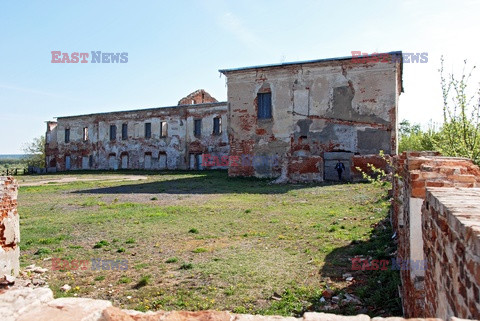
[0,159,27,166]
[0,154,28,160]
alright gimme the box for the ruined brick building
[220,52,402,182]
[45,90,229,171]
[45,52,403,181]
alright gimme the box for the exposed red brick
[178,89,218,105]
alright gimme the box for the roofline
[219,51,403,74]
[55,101,228,120]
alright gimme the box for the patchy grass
[93,240,109,249]
[180,262,194,270]
[18,171,400,316]
[135,275,151,288]
[165,257,178,264]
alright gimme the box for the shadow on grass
[318,215,402,316]
[262,213,402,317]
[72,170,363,195]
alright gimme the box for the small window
[258,92,272,119]
[194,119,202,137]
[145,122,151,139]
[160,121,168,138]
[213,117,222,135]
[83,127,89,141]
[110,125,116,141]
[122,123,128,140]
[65,128,70,143]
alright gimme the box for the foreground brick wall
[393,152,480,318]
[423,188,480,319]
[0,176,19,277]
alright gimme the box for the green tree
[433,57,480,164]
[23,136,46,168]
[398,120,436,153]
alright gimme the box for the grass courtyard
[17,171,401,316]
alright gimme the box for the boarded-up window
[121,154,128,169]
[213,117,221,135]
[159,153,167,169]
[293,89,309,116]
[109,153,117,170]
[65,128,70,143]
[83,127,89,141]
[190,154,203,170]
[82,156,89,169]
[257,93,272,119]
[160,121,168,138]
[145,122,151,139]
[194,119,202,137]
[65,155,71,170]
[110,125,116,141]
[144,153,152,169]
[122,123,128,140]
[195,154,202,170]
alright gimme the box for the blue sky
[1,0,479,154]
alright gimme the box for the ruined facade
[220,52,402,182]
[45,92,229,171]
[45,53,402,179]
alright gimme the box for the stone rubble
[0,285,456,321]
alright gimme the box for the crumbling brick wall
[178,89,218,105]
[392,152,480,318]
[423,188,480,319]
[0,176,19,277]
[221,52,403,182]
[45,98,229,171]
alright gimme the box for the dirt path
[19,175,148,187]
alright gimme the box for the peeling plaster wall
[45,102,229,171]
[223,54,402,181]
